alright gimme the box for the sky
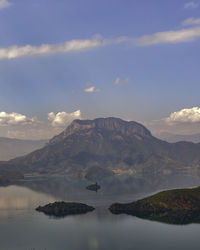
[0,0,200,139]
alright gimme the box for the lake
[0,177,200,250]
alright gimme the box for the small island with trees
[36,201,95,217]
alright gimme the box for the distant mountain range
[1,117,200,182]
[155,132,200,143]
[0,137,48,161]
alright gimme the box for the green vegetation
[138,186,200,209]
[109,186,200,224]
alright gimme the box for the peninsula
[109,186,200,224]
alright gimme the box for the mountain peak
[49,117,152,144]
[70,117,151,135]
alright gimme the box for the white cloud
[114,77,129,85]
[182,17,200,26]
[184,1,199,9]
[137,25,200,45]
[0,37,107,60]
[143,107,200,136]
[0,112,37,126]
[1,25,200,60]
[48,110,81,127]
[0,111,83,139]
[84,86,100,93]
[1,21,200,61]
[165,107,200,123]
[0,0,11,9]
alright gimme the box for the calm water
[0,178,200,250]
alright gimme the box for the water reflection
[0,176,200,250]
[16,173,200,204]
[0,185,55,210]
[111,210,200,226]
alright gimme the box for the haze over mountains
[0,128,198,163]
[156,132,200,144]
[0,137,47,161]
[1,117,200,183]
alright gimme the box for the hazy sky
[0,0,200,139]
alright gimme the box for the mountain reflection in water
[18,173,200,203]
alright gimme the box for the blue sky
[0,0,200,139]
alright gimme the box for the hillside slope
[1,117,200,178]
[109,186,200,224]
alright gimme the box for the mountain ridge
[1,117,200,180]
[155,132,200,143]
[49,117,152,144]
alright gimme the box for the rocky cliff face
[1,117,200,179]
[49,118,152,144]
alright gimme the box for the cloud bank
[0,112,37,126]
[0,110,82,139]
[144,107,200,137]
[0,37,107,60]
[137,26,200,45]
[48,110,81,127]
[165,107,200,123]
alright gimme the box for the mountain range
[155,132,200,143]
[1,117,200,182]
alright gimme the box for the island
[86,182,101,192]
[36,201,95,217]
[109,186,200,224]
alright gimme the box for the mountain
[1,117,200,180]
[155,132,200,143]
[0,137,48,161]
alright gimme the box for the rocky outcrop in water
[86,182,101,192]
